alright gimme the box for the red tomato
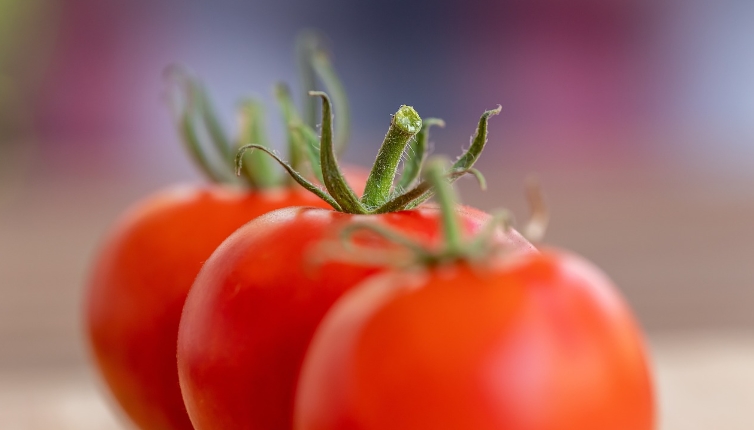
[85,185,332,430]
[295,249,655,430]
[177,205,535,430]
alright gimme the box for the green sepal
[165,65,234,183]
[236,99,279,188]
[451,105,501,172]
[311,51,350,153]
[194,81,234,167]
[291,122,324,183]
[235,144,342,211]
[274,83,323,182]
[310,91,366,213]
[178,104,231,183]
[397,118,445,191]
[296,30,351,155]
[296,30,323,129]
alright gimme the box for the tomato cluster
[178,203,536,429]
[85,35,655,430]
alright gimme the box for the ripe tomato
[85,185,332,430]
[176,205,536,430]
[87,32,368,429]
[295,249,655,430]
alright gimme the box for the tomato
[86,37,366,428]
[85,185,334,429]
[294,249,655,430]
[176,205,536,430]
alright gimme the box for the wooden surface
[1,333,753,429]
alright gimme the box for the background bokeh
[1,0,753,428]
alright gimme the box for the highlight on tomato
[84,33,360,430]
[176,91,536,430]
[294,159,656,430]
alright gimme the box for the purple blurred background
[11,0,754,175]
[1,1,754,428]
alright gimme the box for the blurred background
[1,0,753,428]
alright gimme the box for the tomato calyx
[165,32,348,190]
[323,159,550,268]
[238,90,502,214]
[314,158,511,268]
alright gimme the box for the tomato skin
[295,250,655,430]
[85,184,331,430]
[177,205,535,430]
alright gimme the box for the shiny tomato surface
[295,250,655,430]
[86,184,331,430]
[177,205,535,430]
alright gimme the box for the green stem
[422,158,463,253]
[361,106,422,209]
